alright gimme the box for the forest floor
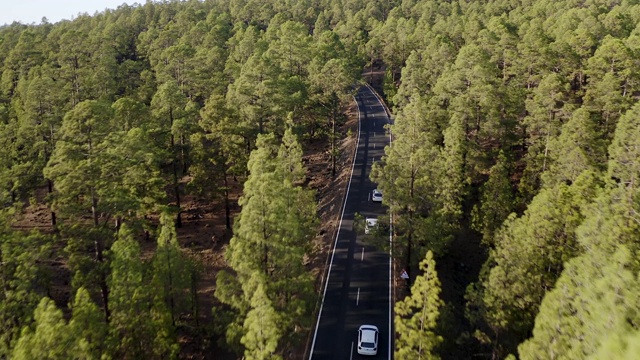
[11,71,487,359]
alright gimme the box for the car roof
[366,217,378,225]
[359,325,378,342]
[373,189,381,194]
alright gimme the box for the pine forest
[1,0,639,359]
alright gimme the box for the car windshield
[361,342,375,348]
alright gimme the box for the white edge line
[363,83,394,360]
[358,84,393,359]
[308,90,362,360]
[387,98,393,360]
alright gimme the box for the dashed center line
[356,288,360,306]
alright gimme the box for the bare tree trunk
[331,93,338,178]
[165,244,176,327]
[191,269,199,326]
[169,108,182,228]
[47,179,56,226]
[224,175,231,230]
[173,157,182,228]
[91,187,110,322]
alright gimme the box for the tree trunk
[169,108,182,228]
[173,158,182,228]
[191,269,199,326]
[91,187,110,322]
[165,245,176,327]
[99,273,110,323]
[331,93,338,178]
[181,134,188,174]
[47,179,56,226]
[262,208,269,275]
[91,188,99,227]
[406,230,412,291]
[224,175,231,230]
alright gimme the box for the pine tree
[471,150,514,246]
[542,108,606,188]
[395,251,443,359]
[217,128,316,355]
[13,70,64,210]
[152,211,192,327]
[477,171,599,352]
[433,112,465,250]
[583,35,637,139]
[519,102,640,359]
[607,102,640,189]
[590,329,640,360]
[241,279,283,360]
[109,223,177,359]
[519,73,571,203]
[150,80,190,228]
[196,93,246,229]
[370,92,440,275]
[68,287,109,359]
[519,244,640,360]
[12,297,72,360]
[43,100,115,320]
[0,229,50,357]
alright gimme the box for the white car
[364,217,378,234]
[371,189,383,202]
[357,324,379,355]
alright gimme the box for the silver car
[371,189,383,202]
[365,217,378,234]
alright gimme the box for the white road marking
[308,93,362,360]
[363,84,394,360]
[310,86,393,360]
[356,288,360,306]
[361,247,364,261]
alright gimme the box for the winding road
[309,85,393,360]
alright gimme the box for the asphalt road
[309,85,393,360]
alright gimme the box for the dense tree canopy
[2,0,640,357]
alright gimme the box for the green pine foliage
[216,126,316,357]
[68,287,109,359]
[109,223,177,359]
[519,97,640,360]
[12,297,72,360]
[395,251,443,359]
[152,212,193,326]
[0,229,51,357]
[471,150,514,246]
